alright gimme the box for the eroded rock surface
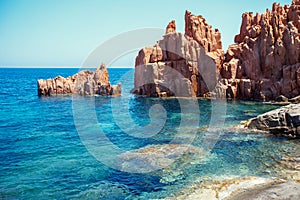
[166,175,300,200]
[218,0,300,100]
[228,181,300,200]
[133,1,300,100]
[38,64,121,96]
[245,103,300,138]
[132,11,223,97]
[165,176,276,200]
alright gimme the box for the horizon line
[0,66,134,69]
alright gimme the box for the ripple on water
[0,68,298,199]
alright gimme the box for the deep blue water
[0,68,298,199]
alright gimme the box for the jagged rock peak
[132,10,223,97]
[165,20,176,34]
[218,0,300,101]
[234,1,300,44]
[184,10,223,52]
[292,0,300,5]
[184,10,224,69]
[133,2,300,101]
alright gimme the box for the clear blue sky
[0,0,292,67]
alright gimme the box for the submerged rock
[37,64,121,96]
[277,155,300,181]
[117,144,205,173]
[244,103,300,138]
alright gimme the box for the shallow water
[0,68,298,199]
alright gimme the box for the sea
[0,68,299,199]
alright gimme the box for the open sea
[0,68,299,199]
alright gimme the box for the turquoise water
[0,68,298,199]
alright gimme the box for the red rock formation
[133,1,300,100]
[165,20,176,34]
[185,10,224,69]
[133,11,223,97]
[219,0,300,100]
[38,64,121,96]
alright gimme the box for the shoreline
[164,102,300,199]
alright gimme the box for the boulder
[38,64,121,96]
[245,103,300,138]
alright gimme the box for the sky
[0,0,292,67]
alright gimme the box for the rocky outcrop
[185,10,224,69]
[166,176,300,200]
[132,11,223,97]
[228,181,300,200]
[38,64,121,96]
[165,20,176,34]
[218,0,300,100]
[133,1,300,100]
[244,103,300,138]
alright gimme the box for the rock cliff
[38,64,121,96]
[132,11,223,97]
[133,1,300,100]
[218,0,300,101]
